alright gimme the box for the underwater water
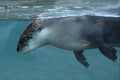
[0,0,120,80]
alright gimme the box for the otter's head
[17,19,51,53]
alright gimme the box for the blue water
[0,21,119,80]
[0,0,120,79]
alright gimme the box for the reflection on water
[0,0,119,20]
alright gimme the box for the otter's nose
[17,37,26,52]
[17,45,20,52]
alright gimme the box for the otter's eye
[27,34,32,39]
[35,27,43,31]
[23,37,28,42]
[38,27,43,31]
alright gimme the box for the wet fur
[17,15,120,67]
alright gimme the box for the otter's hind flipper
[74,51,89,68]
[99,45,117,62]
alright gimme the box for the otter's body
[17,15,120,67]
[36,15,120,50]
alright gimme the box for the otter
[17,15,120,67]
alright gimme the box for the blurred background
[0,0,120,20]
[0,0,120,80]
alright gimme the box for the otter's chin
[18,45,38,54]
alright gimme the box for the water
[0,0,120,80]
[0,0,120,20]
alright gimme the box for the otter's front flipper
[74,51,89,68]
[99,45,117,62]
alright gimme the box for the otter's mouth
[17,36,40,54]
[17,45,34,54]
